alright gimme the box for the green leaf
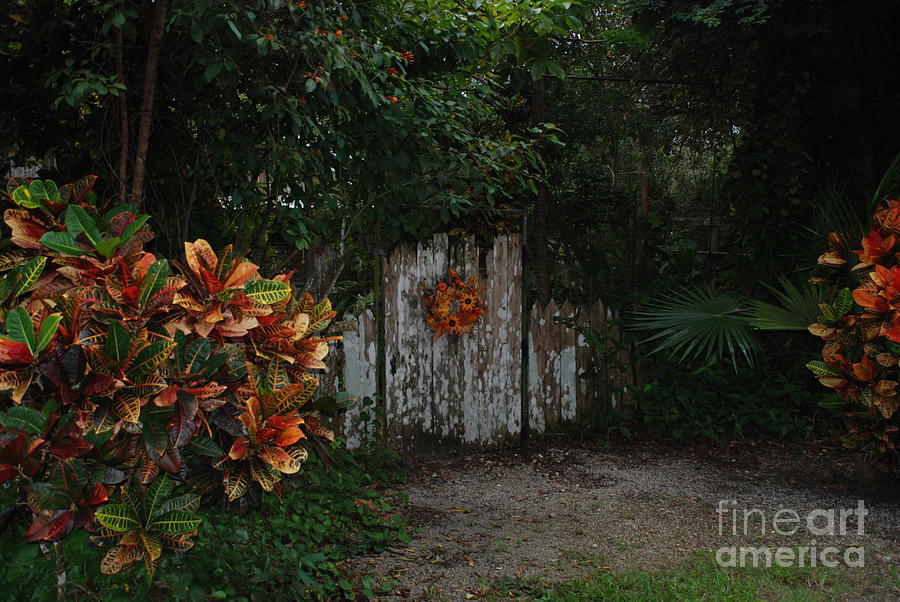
[818,302,837,324]
[227,19,242,40]
[40,231,91,256]
[143,475,172,525]
[65,204,102,245]
[26,483,70,511]
[105,321,131,364]
[42,180,60,204]
[152,511,201,535]
[630,286,758,371]
[28,180,49,201]
[131,341,175,375]
[806,360,840,377]
[139,260,169,307]
[185,435,224,457]
[833,288,853,318]
[10,256,47,298]
[11,185,40,209]
[183,337,211,374]
[817,395,845,409]
[35,313,63,353]
[529,61,547,81]
[120,215,151,242]
[746,277,835,331]
[309,391,357,415]
[545,61,566,79]
[141,408,170,459]
[191,20,204,43]
[95,504,140,532]
[6,306,35,353]
[154,493,200,518]
[95,237,122,258]
[245,279,290,304]
[0,405,44,434]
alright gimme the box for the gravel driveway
[353,439,900,600]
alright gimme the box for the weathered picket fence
[323,233,635,458]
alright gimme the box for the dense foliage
[0,0,584,287]
[633,360,818,443]
[808,200,900,465]
[0,176,347,577]
[1,442,409,600]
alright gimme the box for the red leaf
[168,405,198,448]
[0,463,17,483]
[26,510,75,542]
[256,427,278,444]
[45,510,75,541]
[274,426,304,447]
[228,437,249,460]
[85,483,109,505]
[257,315,279,327]
[154,385,179,407]
[50,437,93,459]
[156,447,182,473]
[0,434,26,463]
[82,375,117,396]
[121,286,140,306]
[0,340,33,365]
[265,415,304,430]
[4,209,47,249]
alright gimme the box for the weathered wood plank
[380,233,522,457]
[332,231,650,457]
[330,310,378,448]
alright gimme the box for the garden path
[352,439,900,600]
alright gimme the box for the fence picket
[326,233,634,456]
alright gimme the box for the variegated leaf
[100,545,141,575]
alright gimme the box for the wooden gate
[326,232,635,458]
[382,233,523,456]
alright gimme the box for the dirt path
[353,439,900,601]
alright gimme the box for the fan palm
[631,278,835,371]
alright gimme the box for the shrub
[633,359,817,443]
[808,199,900,465]
[0,176,348,577]
[0,442,409,600]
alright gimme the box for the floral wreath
[422,269,486,339]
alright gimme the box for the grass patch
[0,441,409,601]
[489,552,859,601]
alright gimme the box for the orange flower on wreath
[422,270,485,339]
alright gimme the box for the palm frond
[746,277,836,331]
[803,185,869,253]
[872,150,900,212]
[630,286,759,371]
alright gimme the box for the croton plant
[0,176,348,575]
[808,199,900,465]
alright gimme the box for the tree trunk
[531,78,551,307]
[130,0,167,207]
[115,5,129,204]
[53,541,66,601]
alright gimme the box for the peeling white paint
[335,310,377,449]
[331,235,635,458]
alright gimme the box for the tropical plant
[807,198,900,465]
[0,176,349,579]
[630,278,833,370]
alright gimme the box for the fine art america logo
[715,500,867,568]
